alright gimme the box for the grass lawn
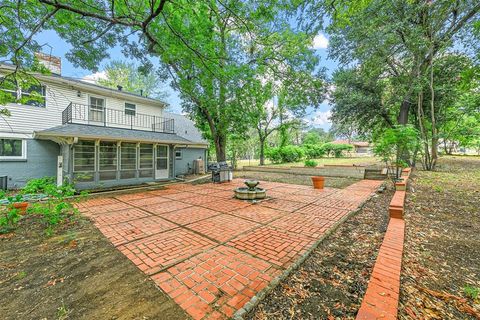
[234,156,380,169]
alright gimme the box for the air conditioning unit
[193,159,205,174]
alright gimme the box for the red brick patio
[77,178,382,319]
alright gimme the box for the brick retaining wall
[356,167,411,320]
[242,165,366,179]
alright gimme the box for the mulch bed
[0,215,187,320]
[399,157,480,319]
[246,184,392,319]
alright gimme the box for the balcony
[62,103,175,134]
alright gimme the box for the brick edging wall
[356,168,411,320]
[356,218,405,320]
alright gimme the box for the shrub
[265,147,282,163]
[279,145,305,163]
[304,159,318,167]
[374,125,419,181]
[0,206,21,234]
[265,145,305,163]
[302,144,326,159]
[322,143,353,157]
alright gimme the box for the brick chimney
[34,52,61,75]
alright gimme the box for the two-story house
[0,53,208,190]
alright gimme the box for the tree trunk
[259,137,266,166]
[398,99,411,125]
[214,133,227,162]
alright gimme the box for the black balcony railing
[62,103,175,134]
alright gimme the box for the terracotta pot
[311,176,325,189]
[12,202,29,215]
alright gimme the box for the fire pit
[234,180,266,200]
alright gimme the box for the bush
[302,144,326,159]
[374,125,419,181]
[265,147,282,163]
[304,159,318,167]
[265,145,305,163]
[322,143,353,157]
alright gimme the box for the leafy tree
[1,0,319,162]
[97,60,168,99]
[374,125,419,181]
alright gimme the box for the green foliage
[265,145,305,163]
[0,206,21,234]
[97,60,168,100]
[322,143,354,158]
[464,285,480,300]
[304,159,318,167]
[302,144,326,158]
[374,125,419,180]
[22,177,76,198]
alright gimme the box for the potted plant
[311,176,325,189]
[8,194,29,215]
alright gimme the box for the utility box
[193,159,205,174]
[0,176,7,190]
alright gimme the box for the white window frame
[175,149,183,160]
[0,138,27,160]
[88,95,106,122]
[125,103,136,116]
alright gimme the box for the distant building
[332,140,372,155]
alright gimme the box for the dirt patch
[0,215,188,320]
[399,156,480,319]
[234,171,360,189]
[246,184,392,319]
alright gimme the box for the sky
[34,30,338,131]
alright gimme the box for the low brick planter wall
[356,218,405,320]
[356,167,411,320]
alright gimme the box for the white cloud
[81,71,107,84]
[307,110,332,126]
[311,33,329,50]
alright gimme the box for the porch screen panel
[120,143,137,179]
[99,141,117,180]
[73,140,95,182]
[139,143,153,178]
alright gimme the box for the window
[125,103,136,116]
[139,143,153,178]
[0,139,26,160]
[22,85,46,107]
[89,96,105,122]
[99,141,117,180]
[175,149,182,160]
[73,140,95,182]
[120,143,137,179]
[0,78,46,107]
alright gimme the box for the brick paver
[143,200,192,215]
[90,207,152,225]
[269,213,332,239]
[161,206,221,225]
[96,216,178,246]
[259,198,306,212]
[188,214,260,242]
[227,226,315,267]
[152,246,280,319]
[118,228,216,275]
[81,179,381,319]
[229,205,286,223]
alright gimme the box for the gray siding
[0,139,59,189]
[174,148,207,176]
